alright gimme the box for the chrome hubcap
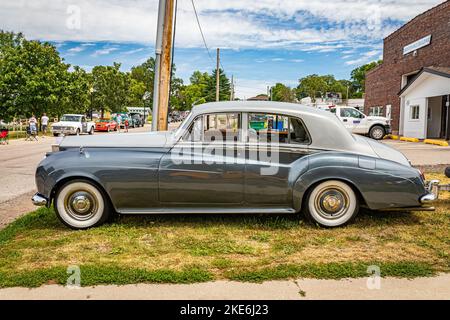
[65,191,98,221]
[314,187,349,220]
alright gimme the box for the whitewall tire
[55,180,111,229]
[304,180,359,227]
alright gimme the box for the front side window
[185,113,241,142]
[248,113,310,145]
[341,108,364,118]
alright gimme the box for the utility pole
[230,75,234,101]
[151,0,166,131]
[267,86,270,101]
[346,85,349,106]
[153,0,175,131]
[216,48,220,102]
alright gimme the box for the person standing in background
[41,113,49,137]
[116,114,122,133]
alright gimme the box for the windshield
[60,115,81,122]
[174,112,194,137]
[98,119,110,123]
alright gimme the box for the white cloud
[0,0,443,53]
[92,47,119,57]
[345,50,382,65]
[67,46,85,53]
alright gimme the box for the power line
[190,0,226,74]
[190,0,215,67]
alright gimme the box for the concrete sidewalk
[382,140,450,166]
[1,274,449,300]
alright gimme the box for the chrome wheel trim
[371,127,384,140]
[313,186,350,220]
[64,190,98,221]
[56,182,105,228]
[308,180,357,227]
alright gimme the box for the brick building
[365,1,450,139]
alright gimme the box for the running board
[379,207,435,212]
[118,207,297,215]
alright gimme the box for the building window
[410,105,420,120]
[369,106,384,116]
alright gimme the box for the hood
[52,121,80,127]
[352,135,410,166]
[59,131,175,148]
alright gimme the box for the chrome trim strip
[118,207,296,215]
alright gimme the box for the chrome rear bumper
[420,180,439,204]
[32,193,48,206]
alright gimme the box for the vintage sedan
[32,102,439,229]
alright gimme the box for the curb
[424,139,449,147]
[400,137,420,143]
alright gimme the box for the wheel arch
[50,174,114,210]
[369,123,387,133]
[293,172,369,212]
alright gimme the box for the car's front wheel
[89,127,94,135]
[54,180,111,229]
[303,180,359,227]
[369,125,386,140]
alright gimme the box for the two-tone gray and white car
[33,102,439,229]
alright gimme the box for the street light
[142,91,151,127]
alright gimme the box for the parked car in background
[33,101,438,229]
[51,114,95,136]
[95,119,118,132]
[328,106,391,140]
[130,113,144,127]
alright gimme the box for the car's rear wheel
[369,125,385,140]
[54,180,111,229]
[303,180,359,227]
[89,127,94,135]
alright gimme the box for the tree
[62,66,90,116]
[0,32,70,121]
[270,83,296,102]
[91,63,129,117]
[207,69,231,102]
[130,57,155,101]
[296,74,328,102]
[350,60,382,97]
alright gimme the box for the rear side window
[248,113,310,145]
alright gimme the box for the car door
[244,113,311,207]
[158,112,245,206]
[81,116,87,133]
[339,108,356,132]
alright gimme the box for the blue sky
[1,0,443,98]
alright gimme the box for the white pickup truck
[51,114,95,136]
[329,107,391,140]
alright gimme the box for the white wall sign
[403,35,432,55]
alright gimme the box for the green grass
[0,173,448,288]
[227,262,435,282]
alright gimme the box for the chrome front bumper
[32,193,48,206]
[420,180,439,204]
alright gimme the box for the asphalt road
[0,125,154,228]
